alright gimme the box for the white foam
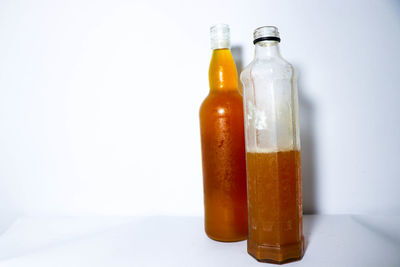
[246,146,300,154]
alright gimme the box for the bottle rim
[253,26,280,44]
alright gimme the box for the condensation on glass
[240,26,304,264]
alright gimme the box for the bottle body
[200,89,247,241]
[241,26,304,263]
[200,26,248,242]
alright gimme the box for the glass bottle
[240,26,304,263]
[199,24,248,242]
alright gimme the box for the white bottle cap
[210,24,230,49]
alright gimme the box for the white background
[0,0,399,219]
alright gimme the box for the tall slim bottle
[199,24,248,242]
[241,26,304,263]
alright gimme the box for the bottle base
[206,232,247,242]
[248,237,304,264]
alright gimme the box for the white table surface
[0,215,398,267]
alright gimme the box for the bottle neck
[254,41,281,59]
[209,48,238,93]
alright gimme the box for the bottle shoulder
[240,57,294,82]
[201,91,243,107]
[200,91,243,118]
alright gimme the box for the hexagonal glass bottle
[240,26,304,263]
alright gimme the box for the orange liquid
[199,48,248,242]
[246,150,304,263]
